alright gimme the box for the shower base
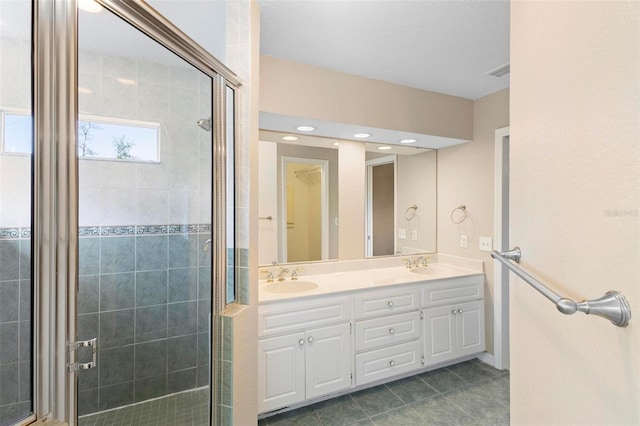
[78,387,209,426]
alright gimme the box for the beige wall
[511,2,639,424]
[260,55,473,140]
[437,88,509,355]
[338,140,366,259]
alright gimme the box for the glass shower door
[0,1,34,425]
[76,6,213,424]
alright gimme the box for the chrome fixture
[197,117,212,132]
[415,256,429,268]
[277,267,289,282]
[492,247,631,327]
[203,238,212,252]
[291,267,303,280]
[259,215,273,220]
[260,270,274,283]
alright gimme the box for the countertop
[259,263,484,304]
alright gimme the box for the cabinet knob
[458,309,463,314]
[452,310,457,315]
[387,301,394,307]
[388,328,395,334]
[308,336,314,343]
[298,339,305,346]
[389,360,395,367]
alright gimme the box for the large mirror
[258,130,436,265]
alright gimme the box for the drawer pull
[452,310,457,315]
[389,360,395,367]
[308,336,314,343]
[387,301,394,307]
[298,339,305,346]
[388,328,395,334]
[458,309,463,314]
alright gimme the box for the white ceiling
[258,0,510,100]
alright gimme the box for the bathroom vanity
[257,257,485,414]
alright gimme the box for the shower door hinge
[68,337,97,372]
[421,355,425,366]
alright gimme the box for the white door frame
[493,126,510,370]
[281,156,330,262]
[365,155,397,257]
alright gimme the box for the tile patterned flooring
[77,359,508,426]
[260,359,510,426]
[78,388,209,426]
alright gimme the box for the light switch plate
[479,237,493,252]
[411,230,418,241]
[399,228,406,239]
[460,234,468,248]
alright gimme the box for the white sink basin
[262,281,319,294]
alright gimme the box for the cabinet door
[423,305,456,366]
[457,300,485,357]
[305,323,352,399]
[258,332,305,413]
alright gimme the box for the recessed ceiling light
[282,135,298,141]
[78,0,104,13]
[117,77,136,86]
[296,125,315,132]
[354,133,371,139]
[377,146,392,150]
[400,138,417,144]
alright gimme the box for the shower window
[1,109,161,162]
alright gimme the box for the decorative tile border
[77,224,212,237]
[0,227,30,239]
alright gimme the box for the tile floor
[259,359,509,426]
[78,388,209,426]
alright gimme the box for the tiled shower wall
[0,229,31,426]
[77,224,212,415]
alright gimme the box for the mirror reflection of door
[366,156,396,256]
[282,157,328,262]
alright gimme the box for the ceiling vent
[487,63,510,78]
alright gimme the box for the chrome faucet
[415,256,428,268]
[260,270,274,283]
[291,267,303,280]
[277,267,289,281]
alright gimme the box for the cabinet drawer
[355,311,421,352]
[354,288,419,319]
[422,276,483,307]
[355,340,422,386]
[259,296,351,337]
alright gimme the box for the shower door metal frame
[31,0,241,424]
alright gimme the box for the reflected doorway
[366,156,396,257]
[281,157,328,263]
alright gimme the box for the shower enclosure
[0,0,239,425]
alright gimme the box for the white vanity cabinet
[422,276,485,366]
[258,272,486,414]
[258,296,352,413]
[353,287,422,386]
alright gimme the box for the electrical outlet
[460,234,468,248]
[411,230,418,241]
[479,237,493,252]
[399,228,406,239]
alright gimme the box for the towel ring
[450,205,467,224]
[405,205,418,221]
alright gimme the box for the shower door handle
[68,337,97,372]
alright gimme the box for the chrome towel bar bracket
[492,247,631,328]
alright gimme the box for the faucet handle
[404,259,413,269]
[260,270,274,283]
[291,267,304,280]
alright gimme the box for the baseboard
[476,351,494,367]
